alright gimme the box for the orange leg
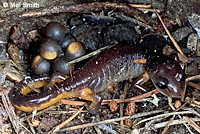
[62,88,103,115]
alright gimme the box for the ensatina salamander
[8,45,186,113]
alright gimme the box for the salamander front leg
[131,71,150,93]
[44,72,69,90]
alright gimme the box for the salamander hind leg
[64,88,103,115]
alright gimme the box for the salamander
[8,45,186,113]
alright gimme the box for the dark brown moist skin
[9,45,186,111]
[9,45,149,108]
[57,45,148,92]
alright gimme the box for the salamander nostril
[175,72,183,81]
[156,77,169,89]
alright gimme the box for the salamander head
[147,56,186,98]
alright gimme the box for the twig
[59,110,163,132]
[186,98,200,111]
[60,95,161,110]
[82,127,89,134]
[129,4,151,8]
[155,10,184,55]
[61,99,86,106]
[187,82,200,90]
[18,121,32,134]
[186,108,200,118]
[152,117,200,129]
[61,96,161,107]
[161,115,175,134]
[45,110,88,115]
[11,60,23,71]
[120,95,125,134]
[102,89,159,105]
[65,45,114,67]
[173,100,189,112]
[168,97,193,134]
[1,90,20,133]
[120,82,130,133]
[94,126,103,134]
[151,99,188,132]
[26,118,36,134]
[6,71,23,82]
[183,116,200,133]
[138,8,162,12]
[93,116,118,134]
[95,123,118,134]
[49,106,84,133]
[135,110,192,126]
[186,75,200,82]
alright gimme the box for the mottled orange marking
[133,58,146,64]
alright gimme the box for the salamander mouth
[168,88,181,98]
[155,86,182,98]
[166,85,185,98]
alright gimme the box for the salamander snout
[147,56,186,98]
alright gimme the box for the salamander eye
[156,77,169,89]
